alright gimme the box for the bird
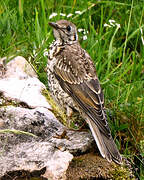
[47,20,122,164]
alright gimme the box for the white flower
[83,35,87,40]
[67,13,73,18]
[60,13,66,17]
[83,30,87,35]
[104,23,111,28]
[109,19,116,27]
[78,28,84,32]
[49,13,57,19]
[116,23,121,29]
[75,11,82,15]
[78,29,88,34]
[104,20,120,29]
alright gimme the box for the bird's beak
[48,22,59,29]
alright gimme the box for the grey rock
[0,141,73,180]
[0,105,92,180]
[50,131,93,154]
[0,56,37,79]
[0,106,64,138]
[0,56,51,109]
[0,77,51,109]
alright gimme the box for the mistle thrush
[47,20,122,164]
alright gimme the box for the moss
[42,89,67,126]
[66,153,136,180]
[42,89,86,130]
[0,96,29,108]
[0,97,17,107]
[110,163,135,180]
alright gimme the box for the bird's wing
[54,45,122,164]
[54,47,111,138]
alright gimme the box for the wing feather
[54,44,111,137]
[54,70,111,137]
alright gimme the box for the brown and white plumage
[48,20,122,164]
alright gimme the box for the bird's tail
[87,118,122,164]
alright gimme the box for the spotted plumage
[47,20,122,164]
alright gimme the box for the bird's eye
[66,25,71,31]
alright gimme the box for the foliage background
[0,0,144,179]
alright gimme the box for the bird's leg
[66,106,74,127]
[66,106,73,117]
[66,106,88,131]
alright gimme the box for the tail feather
[101,133,122,164]
[87,118,122,164]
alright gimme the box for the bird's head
[49,20,78,44]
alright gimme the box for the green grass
[0,0,144,178]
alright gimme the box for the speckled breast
[47,42,76,111]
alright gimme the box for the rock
[0,105,93,180]
[0,106,64,138]
[0,56,37,79]
[0,56,51,109]
[0,141,73,180]
[50,130,93,155]
[0,56,135,179]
